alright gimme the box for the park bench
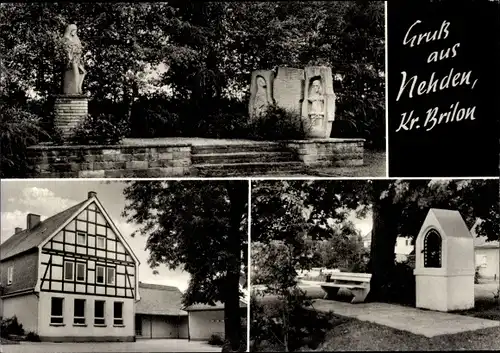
[320,272,372,304]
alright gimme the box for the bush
[25,331,40,342]
[0,106,47,178]
[382,262,416,306]
[207,333,224,346]
[68,113,130,145]
[129,97,182,138]
[244,105,308,141]
[251,287,334,352]
[0,316,25,338]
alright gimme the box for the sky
[0,180,191,292]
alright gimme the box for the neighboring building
[135,282,188,339]
[474,237,499,280]
[395,236,414,263]
[0,190,249,343]
[362,231,414,263]
[362,231,372,249]
[184,300,247,341]
[0,191,140,342]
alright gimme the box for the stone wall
[27,144,191,178]
[286,138,364,167]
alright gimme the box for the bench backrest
[328,272,372,283]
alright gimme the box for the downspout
[150,315,152,339]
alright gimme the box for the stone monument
[249,66,336,138]
[249,70,274,120]
[54,24,89,140]
[414,208,475,312]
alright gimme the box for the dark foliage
[68,113,130,145]
[208,333,224,346]
[0,106,47,178]
[0,316,24,338]
[25,332,40,342]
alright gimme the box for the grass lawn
[254,283,500,351]
[452,298,500,321]
[309,316,500,351]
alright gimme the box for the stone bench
[320,272,372,304]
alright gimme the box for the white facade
[395,237,414,262]
[475,246,500,280]
[188,310,225,341]
[414,209,475,312]
[2,194,141,342]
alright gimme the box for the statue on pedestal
[61,24,86,95]
[308,79,325,128]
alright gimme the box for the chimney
[15,227,23,234]
[27,213,41,230]
[88,191,97,199]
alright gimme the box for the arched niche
[423,229,442,268]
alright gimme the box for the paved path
[0,339,220,353]
[312,299,500,338]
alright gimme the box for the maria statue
[308,79,325,121]
[252,76,270,117]
[61,24,86,95]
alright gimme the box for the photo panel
[0,179,250,351]
[249,178,499,351]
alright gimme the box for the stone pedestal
[54,95,88,140]
[286,138,364,167]
[414,209,475,312]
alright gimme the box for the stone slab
[312,299,500,338]
[273,67,304,115]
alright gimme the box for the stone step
[192,151,297,164]
[191,143,289,155]
[193,161,305,177]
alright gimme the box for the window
[107,267,115,285]
[74,299,86,325]
[113,302,123,325]
[77,232,86,245]
[76,263,86,282]
[94,300,105,325]
[406,239,411,246]
[7,266,13,285]
[424,230,442,268]
[50,297,64,324]
[64,261,74,281]
[96,266,105,284]
[97,236,105,249]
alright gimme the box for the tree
[1,2,386,147]
[122,181,248,351]
[252,179,499,301]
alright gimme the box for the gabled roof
[427,208,472,239]
[136,282,188,316]
[184,299,248,312]
[0,201,87,261]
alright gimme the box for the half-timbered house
[0,191,140,342]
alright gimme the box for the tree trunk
[367,183,399,302]
[223,182,246,351]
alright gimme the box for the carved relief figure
[308,78,325,125]
[252,76,270,117]
[62,24,86,95]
